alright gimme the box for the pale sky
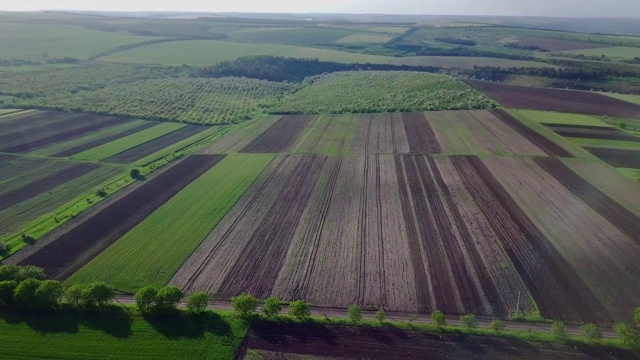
[2,0,640,18]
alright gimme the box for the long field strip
[67,154,274,292]
[171,152,640,323]
[8,155,225,280]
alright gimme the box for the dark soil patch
[465,80,640,120]
[586,147,640,168]
[15,154,225,280]
[516,37,611,51]
[241,116,311,153]
[491,110,574,157]
[0,163,100,211]
[402,112,441,153]
[52,121,159,157]
[105,125,208,164]
[544,124,640,142]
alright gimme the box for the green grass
[565,46,640,59]
[604,92,640,105]
[335,33,394,44]
[228,27,360,46]
[74,123,185,161]
[0,309,248,360]
[290,115,356,154]
[568,137,640,149]
[32,120,150,156]
[507,109,610,126]
[67,154,274,292]
[270,71,496,114]
[98,40,392,65]
[0,22,160,61]
[389,56,554,69]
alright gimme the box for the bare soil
[586,147,640,168]
[241,115,312,153]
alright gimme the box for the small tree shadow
[143,311,231,339]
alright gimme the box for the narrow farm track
[534,157,640,243]
[9,154,225,280]
[451,156,611,323]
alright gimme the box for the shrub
[21,233,36,245]
[65,284,85,307]
[614,323,640,347]
[289,300,311,320]
[231,293,258,316]
[95,188,107,197]
[408,314,418,323]
[460,314,477,329]
[619,122,627,130]
[581,323,603,342]
[376,309,386,323]
[431,310,447,327]
[262,297,282,318]
[0,242,11,255]
[490,319,505,332]
[551,321,567,340]
[130,168,141,179]
[348,304,362,323]
[186,291,209,313]
[155,286,183,312]
[134,285,159,312]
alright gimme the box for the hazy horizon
[2,1,640,18]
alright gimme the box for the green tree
[635,307,640,327]
[130,168,141,179]
[231,293,258,316]
[551,321,567,341]
[262,297,282,318]
[0,280,17,306]
[155,286,183,312]
[490,319,505,332]
[134,285,158,313]
[186,291,209,313]
[289,300,311,320]
[460,314,477,329]
[581,323,603,342]
[614,323,640,347]
[348,304,362,323]
[431,310,447,327]
[35,280,64,309]
[376,310,386,323]
[13,278,42,309]
[65,285,85,307]
[0,242,11,255]
[17,265,45,282]
[0,265,20,282]
[82,282,114,307]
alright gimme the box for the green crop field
[565,46,640,59]
[74,123,186,161]
[0,310,247,360]
[507,109,610,126]
[97,39,392,65]
[228,26,360,45]
[52,77,295,125]
[270,71,496,114]
[605,92,640,105]
[336,33,394,44]
[67,154,274,292]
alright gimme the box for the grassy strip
[67,154,274,292]
[568,137,640,149]
[604,92,640,106]
[508,109,608,126]
[33,120,149,156]
[73,122,185,161]
[0,109,34,121]
[0,309,247,360]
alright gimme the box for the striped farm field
[73,122,186,161]
[66,154,273,292]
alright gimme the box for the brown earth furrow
[403,155,457,314]
[491,109,573,157]
[272,157,342,301]
[379,155,417,312]
[15,154,225,280]
[359,155,371,305]
[548,126,640,142]
[217,155,326,298]
[172,156,294,294]
[586,147,640,169]
[349,116,369,153]
[105,125,208,164]
[534,157,640,244]
[0,163,100,211]
[390,113,410,153]
[394,155,432,313]
[201,116,280,153]
[3,115,130,153]
[241,115,313,153]
[456,111,500,154]
[452,156,611,323]
[52,121,158,157]
[380,114,394,153]
[375,155,387,308]
[0,111,83,143]
[485,157,640,322]
[402,112,441,153]
[469,110,547,156]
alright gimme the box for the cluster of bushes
[503,43,550,52]
[434,37,477,46]
[0,58,41,67]
[0,265,114,310]
[194,56,439,83]
[45,57,79,64]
